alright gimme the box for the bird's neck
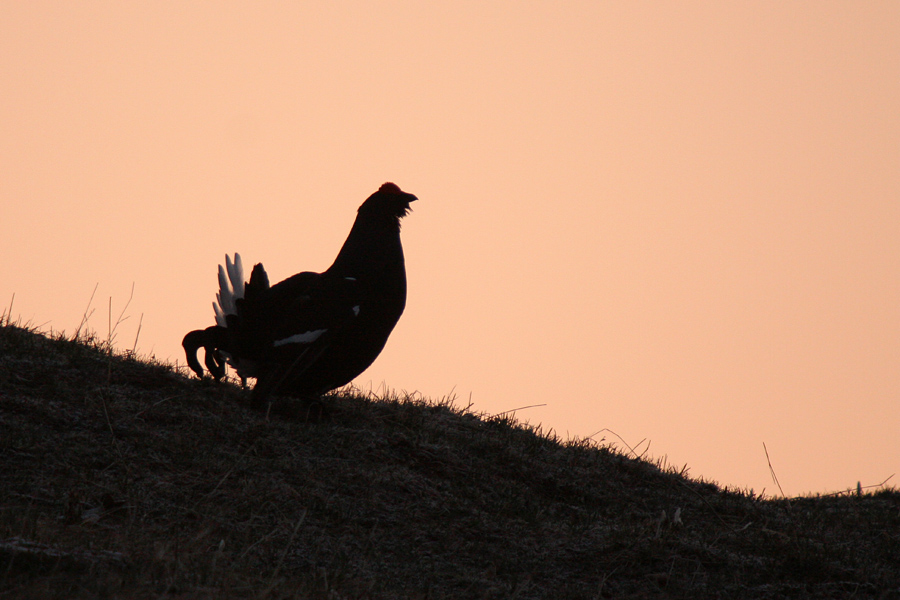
[327,216,403,278]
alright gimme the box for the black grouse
[182,182,417,403]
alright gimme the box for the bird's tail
[213,253,245,327]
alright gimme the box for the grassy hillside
[1,323,898,599]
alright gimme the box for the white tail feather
[216,265,234,313]
[228,254,245,300]
[213,301,226,327]
[214,253,245,327]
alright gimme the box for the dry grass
[1,322,899,599]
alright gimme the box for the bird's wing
[221,269,317,361]
[251,274,363,399]
[268,274,361,358]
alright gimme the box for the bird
[182,182,417,404]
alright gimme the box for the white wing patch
[274,329,327,347]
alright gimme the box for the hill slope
[1,323,898,599]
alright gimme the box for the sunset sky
[2,2,898,497]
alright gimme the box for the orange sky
[3,2,898,497]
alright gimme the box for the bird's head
[358,182,418,225]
